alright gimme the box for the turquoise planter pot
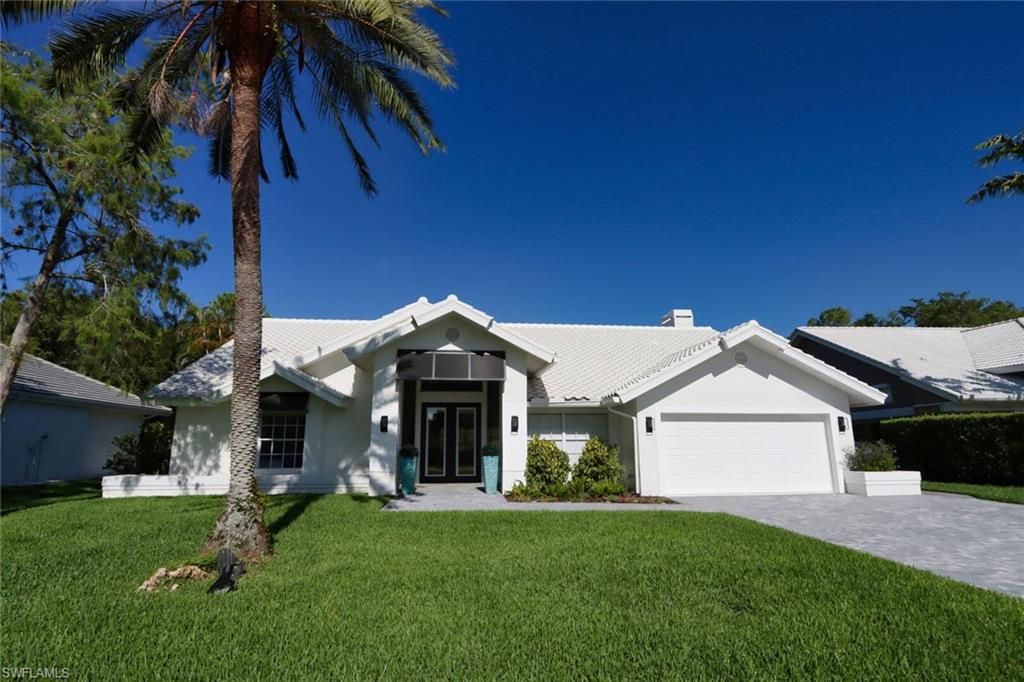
[399,455,418,495]
[482,455,500,494]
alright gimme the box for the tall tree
[898,291,1023,327]
[0,43,203,409]
[4,1,454,557]
[967,129,1024,203]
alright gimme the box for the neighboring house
[790,319,1024,436]
[1,346,169,485]
[108,295,885,499]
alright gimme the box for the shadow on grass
[1,479,102,515]
[268,494,325,536]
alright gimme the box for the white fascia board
[789,329,964,402]
[342,303,556,368]
[272,362,352,407]
[614,323,888,407]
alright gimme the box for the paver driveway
[673,492,1024,597]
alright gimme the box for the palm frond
[208,115,232,180]
[294,0,454,88]
[973,132,1024,167]
[48,7,164,93]
[337,116,376,196]
[1,0,79,27]
[967,171,1024,204]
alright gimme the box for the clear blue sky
[5,2,1022,332]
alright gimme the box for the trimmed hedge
[879,413,1024,485]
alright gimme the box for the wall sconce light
[380,415,388,433]
[645,416,654,434]
[838,416,847,433]
[511,415,519,433]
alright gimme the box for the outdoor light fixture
[380,415,388,433]
[838,416,847,433]
[511,416,519,433]
[645,416,654,434]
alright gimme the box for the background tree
[806,307,853,326]
[897,291,1023,327]
[184,292,237,360]
[0,43,203,409]
[805,291,1022,329]
[967,129,1024,203]
[4,1,454,557]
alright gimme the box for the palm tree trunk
[0,210,73,416]
[204,2,275,558]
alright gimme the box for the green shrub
[879,413,1024,485]
[589,480,627,497]
[104,419,172,475]
[481,443,500,457]
[572,437,623,490]
[525,437,570,488]
[844,441,897,472]
[398,445,419,459]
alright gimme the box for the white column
[367,349,400,495]
[501,351,529,490]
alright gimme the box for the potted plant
[398,445,419,496]
[843,440,920,496]
[481,443,500,494]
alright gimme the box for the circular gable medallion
[734,351,748,365]
[445,327,461,342]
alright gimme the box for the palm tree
[3,1,453,557]
[967,130,1023,203]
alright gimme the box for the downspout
[606,404,641,495]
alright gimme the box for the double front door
[420,403,481,483]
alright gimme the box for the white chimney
[660,309,694,328]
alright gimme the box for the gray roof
[793,319,1024,402]
[2,345,169,414]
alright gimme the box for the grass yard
[2,492,1023,679]
[923,481,1024,505]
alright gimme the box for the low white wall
[843,470,921,497]
[103,474,371,498]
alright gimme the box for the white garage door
[658,414,835,496]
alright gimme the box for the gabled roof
[149,297,884,408]
[148,319,367,403]
[340,295,556,370]
[792,321,1024,402]
[2,345,168,414]
[605,322,888,407]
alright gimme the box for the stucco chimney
[660,309,694,328]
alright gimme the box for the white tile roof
[148,319,370,399]
[502,323,719,401]
[2,345,168,413]
[794,321,1024,402]
[962,318,1024,372]
[150,309,720,403]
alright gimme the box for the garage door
[657,414,835,496]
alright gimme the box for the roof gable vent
[660,309,694,328]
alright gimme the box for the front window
[258,414,306,469]
[257,392,309,470]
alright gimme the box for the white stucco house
[105,295,886,498]
[1,345,169,485]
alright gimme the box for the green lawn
[2,492,1022,679]
[923,481,1024,505]
[1,479,100,514]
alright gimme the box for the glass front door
[420,403,481,483]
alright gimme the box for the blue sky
[5,2,1022,332]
